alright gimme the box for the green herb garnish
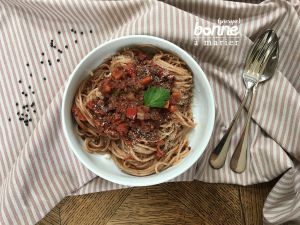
[144,87,170,108]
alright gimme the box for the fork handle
[209,89,250,169]
[230,85,258,173]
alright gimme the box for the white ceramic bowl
[62,35,215,186]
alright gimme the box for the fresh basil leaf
[144,87,170,108]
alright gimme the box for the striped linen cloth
[0,0,299,224]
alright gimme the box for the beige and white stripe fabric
[0,0,299,224]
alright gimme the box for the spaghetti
[72,46,195,176]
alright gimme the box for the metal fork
[230,32,279,173]
[209,30,277,169]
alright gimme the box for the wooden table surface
[37,179,278,225]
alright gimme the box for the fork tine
[244,31,272,72]
[249,37,276,75]
[258,40,278,74]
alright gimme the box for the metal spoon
[209,30,272,169]
[230,30,279,173]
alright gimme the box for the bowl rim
[62,34,215,186]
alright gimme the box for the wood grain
[107,185,203,225]
[36,204,60,225]
[239,180,277,225]
[59,188,132,225]
[37,180,276,225]
[162,181,244,225]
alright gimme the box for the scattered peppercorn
[33,110,36,113]
[8,118,11,122]
[26,63,29,66]
[90,30,93,33]
[25,94,28,97]
[57,59,60,62]
[80,31,83,35]
[43,77,46,81]
[19,80,22,83]
[16,103,18,106]
[75,40,77,44]
[41,61,43,64]
[42,52,44,56]
[30,73,32,77]
[65,45,68,49]
[28,85,31,89]
[71,28,74,32]
[58,31,61,34]
[74,31,76,34]
[29,118,32,122]
[32,91,35,94]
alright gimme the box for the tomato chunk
[101,80,112,94]
[170,91,181,104]
[86,100,94,109]
[112,67,123,80]
[139,76,152,86]
[125,63,136,79]
[116,123,128,136]
[126,107,137,119]
[72,105,86,121]
[169,105,177,113]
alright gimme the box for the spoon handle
[230,85,258,173]
[209,89,250,169]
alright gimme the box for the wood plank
[36,205,60,225]
[239,179,277,225]
[162,181,244,225]
[107,185,204,225]
[59,188,132,225]
[38,181,277,225]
